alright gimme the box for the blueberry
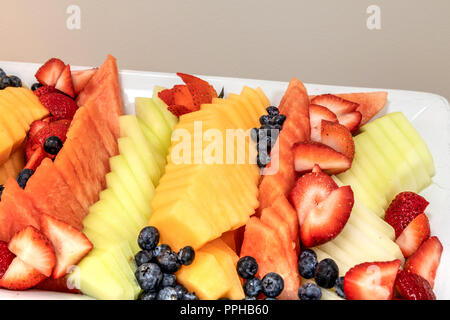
[0,76,11,89]
[0,184,4,200]
[8,76,22,88]
[243,296,257,300]
[44,136,63,155]
[16,169,34,189]
[298,283,322,300]
[174,284,188,299]
[261,272,284,298]
[298,249,318,279]
[177,246,195,266]
[0,68,6,78]
[260,125,272,135]
[157,249,181,273]
[259,115,272,125]
[243,277,262,297]
[183,292,198,300]
[272,124,282,131]
[335,276,346,299]
[134,250,153,267]
[257,152,271,168]
[258,136,272,153]
[250,128,259,142]
[266,106,279,116]
[138,226,160,251]
[160,273,177,288]
[135,263,162,292]
[315,258,339,289]
[237,256,258,279]
[139,291,157,300]
[152,243,171,258]
[156,286,178,300]
[31,83,43,91]
[272,114,286,126]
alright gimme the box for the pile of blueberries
[237,256,284,300]
[135,226,198,300]
[250,106,286,168]
[0,68,22,90]
[297,249,345,300]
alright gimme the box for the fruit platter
[0,55,448,300]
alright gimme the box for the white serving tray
[0,60,449,300]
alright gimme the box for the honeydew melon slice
[137,119,167,166]
[152,86,179,130]
[317,241,359,274]
[313,248,352,277]
[330,232,376,266]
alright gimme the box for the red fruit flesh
[55,64,75,98]
[395,213,430,258]
[8,226,56,277]
[311,94,359,116]
[177,72,217,107]
[395,270,436,300]
[344,260,402,300]
[39,92,78,120]
[385,192,429,238]
[293,141,352,175]
[404,236,443,288]
[0,257,47,290]
[338,111,362,133]
[71,68,97,95]
[40,214,93,279]
[309,104,338,142]
[172,85,196,111]
[24,146,46,171]
[33,86,58,98]
[320,120,355,160]
[271,195,299,251]
[0,241,15,279]
[35,58,66,87]
[35,276,81,294]
[168,105,193,117]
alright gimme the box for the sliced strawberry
[8,226,56,277]
[290,167,338,225]
[55,64,75,98]
[0,241,15,279]
[395,213,430,258]
[40,214,93,279]
[71,68,97,95]
[344,260,402,300]
[293,141,352,175]
[0,257,47,290]
[385,192,429,238]
[28,120,48,139]
[173,85,196,111]
[24,146,46,171]
[311,94,359,116]
[395,270,436,300]
[300,186,354,247]
[39,92,78,120]
[35,276,81,294]
[321,120,355,160]
[338,111,362,133]
[404,236,443,288]
[35,58,66,86]
[167,105,192,117]
[309,104,338,142]
[33,86,58,98]
[177,72,217,107]
[158,88,175,107]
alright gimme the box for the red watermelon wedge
[271,195,299,253]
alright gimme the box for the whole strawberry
[0,241,15,279]
[385,192,429,238]
[39,92,78,120]
[395,270,436,300]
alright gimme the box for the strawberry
[8,226,56,277]
[24,146,46,171]
[158,88,175,107]
[395,213,430,258]
[71,68,97,95]
[177,72,217,107]
[35,276,81,294]
[321,120,355,160]
[40,214,93,279]
[309,104,338,142]
[35,58,66,87]
[28,119,48,138]
[0,257,47,290]
[311,94,359,116]
[293,141,352,175]
[344,260,402,300]
[395,270,436,300]
[0,241,15,279]
[39,92,78,120]
[173,85,196,111]
[167,105,192,117]
[33,85,58,98]
[404,236,443,288]
[55,64,75,98]
[385,192,429,238]
[337,111,362,133]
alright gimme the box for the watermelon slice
[0,178,41,241]
[271,195,299,252]
[25,159,83,229]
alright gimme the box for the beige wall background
[1,0,449,99]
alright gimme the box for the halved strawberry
[344,260,402,300]
[8,226,56,277]
[24,146,46,171]
[39,92,78,120]
[173,85,196,111]
[0,257,47,290]
[293,141,352,175]
[395,213,430,258]
[321,120,355,160]
[35,276,81,294]
[55,64,75,98]
[404,236,443,288]
[35,58,66,86]
[71,68,97,95]
[40,214,93,279]
[167,105,192,117]
[338,111,362,133]
[311,94,359,115]
[309,104,338,142]
[33,85,58,98]
[0,241,15,279]
[385,192,429,238]
[28,120,48,138]
[395,270,436,300]
[177,72,217,107]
